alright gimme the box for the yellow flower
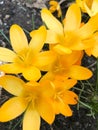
[49,0,62,17]
[85,32,98,57]
[40,78,78,116]
[40,51,92,81]
[41,3,98,55]
[0,75,55,130]
[0,24,56,81]
[76,0,98,16]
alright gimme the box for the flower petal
[0,47,16,62]
[34,51,56,69]
[0,75,24,96]
[0,63,23,74]
[41,8,63,35]
[29,26,47,53]
[54,79,77,90]
[40,80,55,97]
[46,30,59,43]
[91,0,98,16]
[40,72,55,81]
[23,67,41,81]
[53,44,72,55]
[0,97,27,122]
[60,51,83,67]
[36,98,55,124]
[10,24,28,53]
[55,101,72,116]
[69,65,93,80]
[91,45,98,57]
[79,13,98,39]
[23,105,40,130]
[62,91,78,105]
[64,3,81,31]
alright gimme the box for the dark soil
[0,0,97,130]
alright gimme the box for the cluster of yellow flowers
[0,0,98,130]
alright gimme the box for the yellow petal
[40,80,55,97]
[49,1,58,6]
[0,97,27,122]
[69,65,93,80]
[60,51,83,67]
[79,13,98,39]
[53,44,72,55]
[0,75,24,96]
[83,0,98,16]
[46,30,59,43]
[62,91,78,105]
[0,63,23,74]
[83,1,93,16]
[34,51,56,69]
[23,105,40,130]
[81,36,95,49]
[54,79,77,90]
[36,98,55,124]
[10,24,28,53]
[29,26,47,53]
[0,47,16,62]
[41,8,63,35]
[40,72,55,81]
[55,101,72,116]
[91,45,98,57]
[64,3,81,31]
[91,0,98,16]
[60,103,72,116]
[23,67,41,81]
[85,48,92,56]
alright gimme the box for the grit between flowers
[0,0,98,130]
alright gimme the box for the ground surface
[0,0,97,130]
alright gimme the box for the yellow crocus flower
[40,3,98,55]
[0,75,55,130]
[40,51,92,82]
[50,79,78,116]
[0,24,56,81]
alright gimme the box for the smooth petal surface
[92,0,98,15]
[29,26,47,53]
[40,80,55,97]
[0,75,24,96]
[62,91,78,105]
[41,8,63,35]
[55,101,72,116]
[36,98,55,124]
[60,103,72,116]
[69,65,93,80]
[53,44,72,55]
[46,30,59,43]
[23,106,40,130]
[60,51,83,67]
[0,97,27,122]
[0,47,16,62]
[64,3,81,31]
[54,79,77,90]
[34,51,56,69]
[91,45,98,57]
[79,13,98,38]
[0,63,23,74]
[10,24,28,53]
[23,67,41,81]
[40,72,55,81]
